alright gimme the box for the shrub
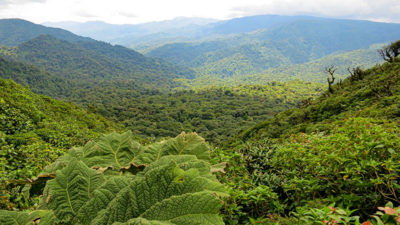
[0,132,227,224]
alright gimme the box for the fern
[1,132,227,225]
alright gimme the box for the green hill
[216,55,400,224]
[0,78,120,209]
[0,35,194,90]
[174,44,383,87]
[0,50,324,147]
[0,56,69,98]
[146,18,400,82]
[0,18,92,46]
[0,18,196,91]
[241,58,400,141]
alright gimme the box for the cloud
[0,0,47,7]
[75,10,99,19]
[117,11,137,18]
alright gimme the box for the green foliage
[0,78,118,209]
[241,60,400,141]
[86,81,323,145]
[0,210,51,225]
[0,35,195,91]
[291,204,360,225]
[177,44,384,87]
[217,60,400,223]
[0,132,227,225]
[266,118,400,210]
[0,56,69,98]
[373,202,400,225]
[146,17,400,83]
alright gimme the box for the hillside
[0,19,196,90]
[0,78,120,209]
[0,35,194,90]
[0,18,92,46]
[180,43,384,87]
[0,51,324,146]
[0,57,69,98]
[241,56,400,141]
[47,15,323,50]
[215,56,400,224]
[146,18,400,81]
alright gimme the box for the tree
[347,66,364,82]
[325,65,337,94]
[378,40,400,63]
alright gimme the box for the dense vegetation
[87,81,324,145]
[178,44,383,87]
[1,17,400,225]
[0,132,227,224]
[0,56,69,98]
[146,18,400,81]
[215,56,400,224]
[0,54,324,146]
[0,34,194,90]
[0,78,119,209]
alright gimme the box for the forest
[0,15,400,225]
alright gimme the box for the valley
[0,12,400,225]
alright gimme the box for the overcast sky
[0,0,399,24]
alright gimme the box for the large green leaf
[82,132,146,170]
[1,132,226,225]
[91,160,225,225]
[0,210,48,225]
[76,176,131,224]
[157,132,210,161]
[42,132,211,175]
[41,160,105,223]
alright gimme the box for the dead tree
[378,40,400,63]
[325,65,337,94]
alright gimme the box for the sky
[0,0,399,24]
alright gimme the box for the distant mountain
[0,18,196,89]
[250,18,400,54]
[0,18,92,46]
[115,15,324,50]
[200,15,318,35]
[174,43,384,87]
[43,17,218,43]
[146,17,400,80]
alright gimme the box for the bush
[0,132,227,224]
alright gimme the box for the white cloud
[0,0,399,24]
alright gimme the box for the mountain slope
[216,56,400,224]
[252,18,400,55]
[240,57,400,142]
[0,77,120,208]
[0,34,195,89]
[0,56,69,97]
[171,43,383,87]
[200,15,318,36]
[0,18,196,90]
[0,18,92,46]
[43,17,218,43]
[146,18,400,80]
